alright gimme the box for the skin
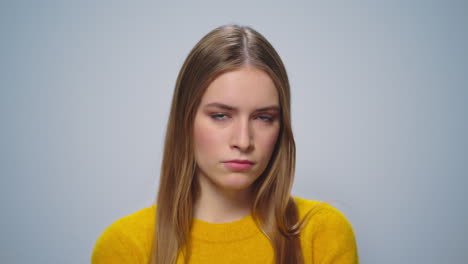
[193,66,281,223]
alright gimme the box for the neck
[193,176,253,223]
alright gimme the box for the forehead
[200,67,279,108]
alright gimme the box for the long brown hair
[151,24,310,264]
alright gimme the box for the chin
[220,173,256,191]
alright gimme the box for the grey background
[1,0,467,263]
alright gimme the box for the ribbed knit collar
[190,214,262,242]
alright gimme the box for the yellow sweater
[92,197,358,263]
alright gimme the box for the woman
[92,24,358,264]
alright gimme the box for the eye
[256,115,274,123]
[211,113,229,120]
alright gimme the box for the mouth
[223,160,255,170]
[225,159,254,164]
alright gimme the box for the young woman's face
[193,67,281,193]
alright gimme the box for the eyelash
[210,113,275,123]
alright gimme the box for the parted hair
[150,24,311,264]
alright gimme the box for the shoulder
[293,196,359,263]
[91,205,156,263]
[293,196,351,227]
[96,205,156,240]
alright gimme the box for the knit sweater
[91,197,358,263]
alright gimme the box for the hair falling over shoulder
[150,24,311,264]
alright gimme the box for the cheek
[258,128,280,157]
[194,119,220,160]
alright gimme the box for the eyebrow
[203,102,280,112]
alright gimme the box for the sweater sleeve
[91,219,147,264]
[305,203,359,264]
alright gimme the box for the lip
[226,159,254,164]
[223,160,254,170]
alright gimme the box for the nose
[230,117,253,152]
